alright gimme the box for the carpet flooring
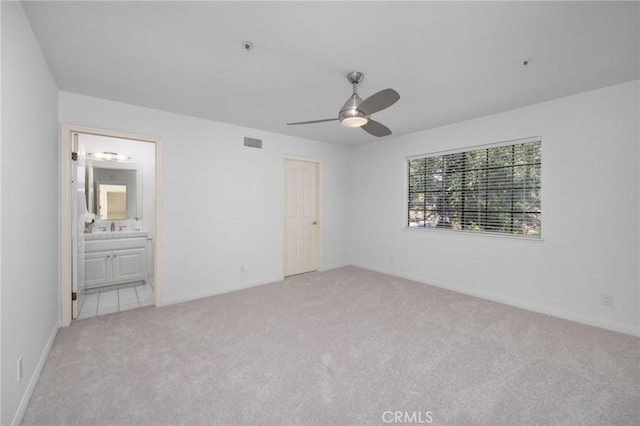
[22,267,639,425]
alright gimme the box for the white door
[71,133,86,318]
[284,160,319,276]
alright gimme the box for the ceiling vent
[244,137,262,149]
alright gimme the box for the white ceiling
[23,1,639,146]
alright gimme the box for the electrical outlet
[601,294,613,307]
[17,357,23,382]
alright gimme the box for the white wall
[59,92,351,305]
[1,2,60,424]
[350,80,639,335]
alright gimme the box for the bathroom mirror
[86,160,142,220]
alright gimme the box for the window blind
[407,138,541,237]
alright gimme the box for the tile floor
[77,281,154,319]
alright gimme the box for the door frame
[60,124,162,326]
[283,156,323,277]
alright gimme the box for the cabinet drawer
[85,237,146,253]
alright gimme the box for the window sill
[402,226,544,242]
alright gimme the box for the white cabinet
[85,251,113,288]
[85,237,147,290]
[112,248,146,283]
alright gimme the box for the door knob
[312,221,318,225]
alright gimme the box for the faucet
[110,222,115,232]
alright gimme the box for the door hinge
[71,292,77,301]
[71,152,78,161]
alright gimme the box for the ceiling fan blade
[362,119,392,137]
[286,118,338,126]
[358,88,400,115]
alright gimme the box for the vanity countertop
[84,231,148,240]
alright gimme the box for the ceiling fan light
[341,116,368,128]
[339,104,368,128]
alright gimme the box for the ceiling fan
[287,72,400,137]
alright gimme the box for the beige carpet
[22,267,639,425]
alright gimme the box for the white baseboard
[161,275,284,306]
[322,262,351,271]
[12,321,60,426]
[352,263,640,337]
[162,265,352,306]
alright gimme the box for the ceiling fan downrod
[347,71,364,93]
[340,72,368,127]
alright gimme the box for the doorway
[284,158,321,276]
[61,125,161,326]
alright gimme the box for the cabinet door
[85,251,112,288]
[112,248,146,283]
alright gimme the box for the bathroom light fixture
[89,152,130,161]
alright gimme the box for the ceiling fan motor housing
[339,93,368,127]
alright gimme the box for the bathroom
[75,132,156,319]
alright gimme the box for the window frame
[404,136,543,239]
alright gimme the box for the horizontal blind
[407,138,541,237]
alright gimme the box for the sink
[84,231,148,240]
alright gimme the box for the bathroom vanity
[84,231,148,290]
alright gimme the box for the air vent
[244,137,262,149]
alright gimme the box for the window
[407,137,541,237]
